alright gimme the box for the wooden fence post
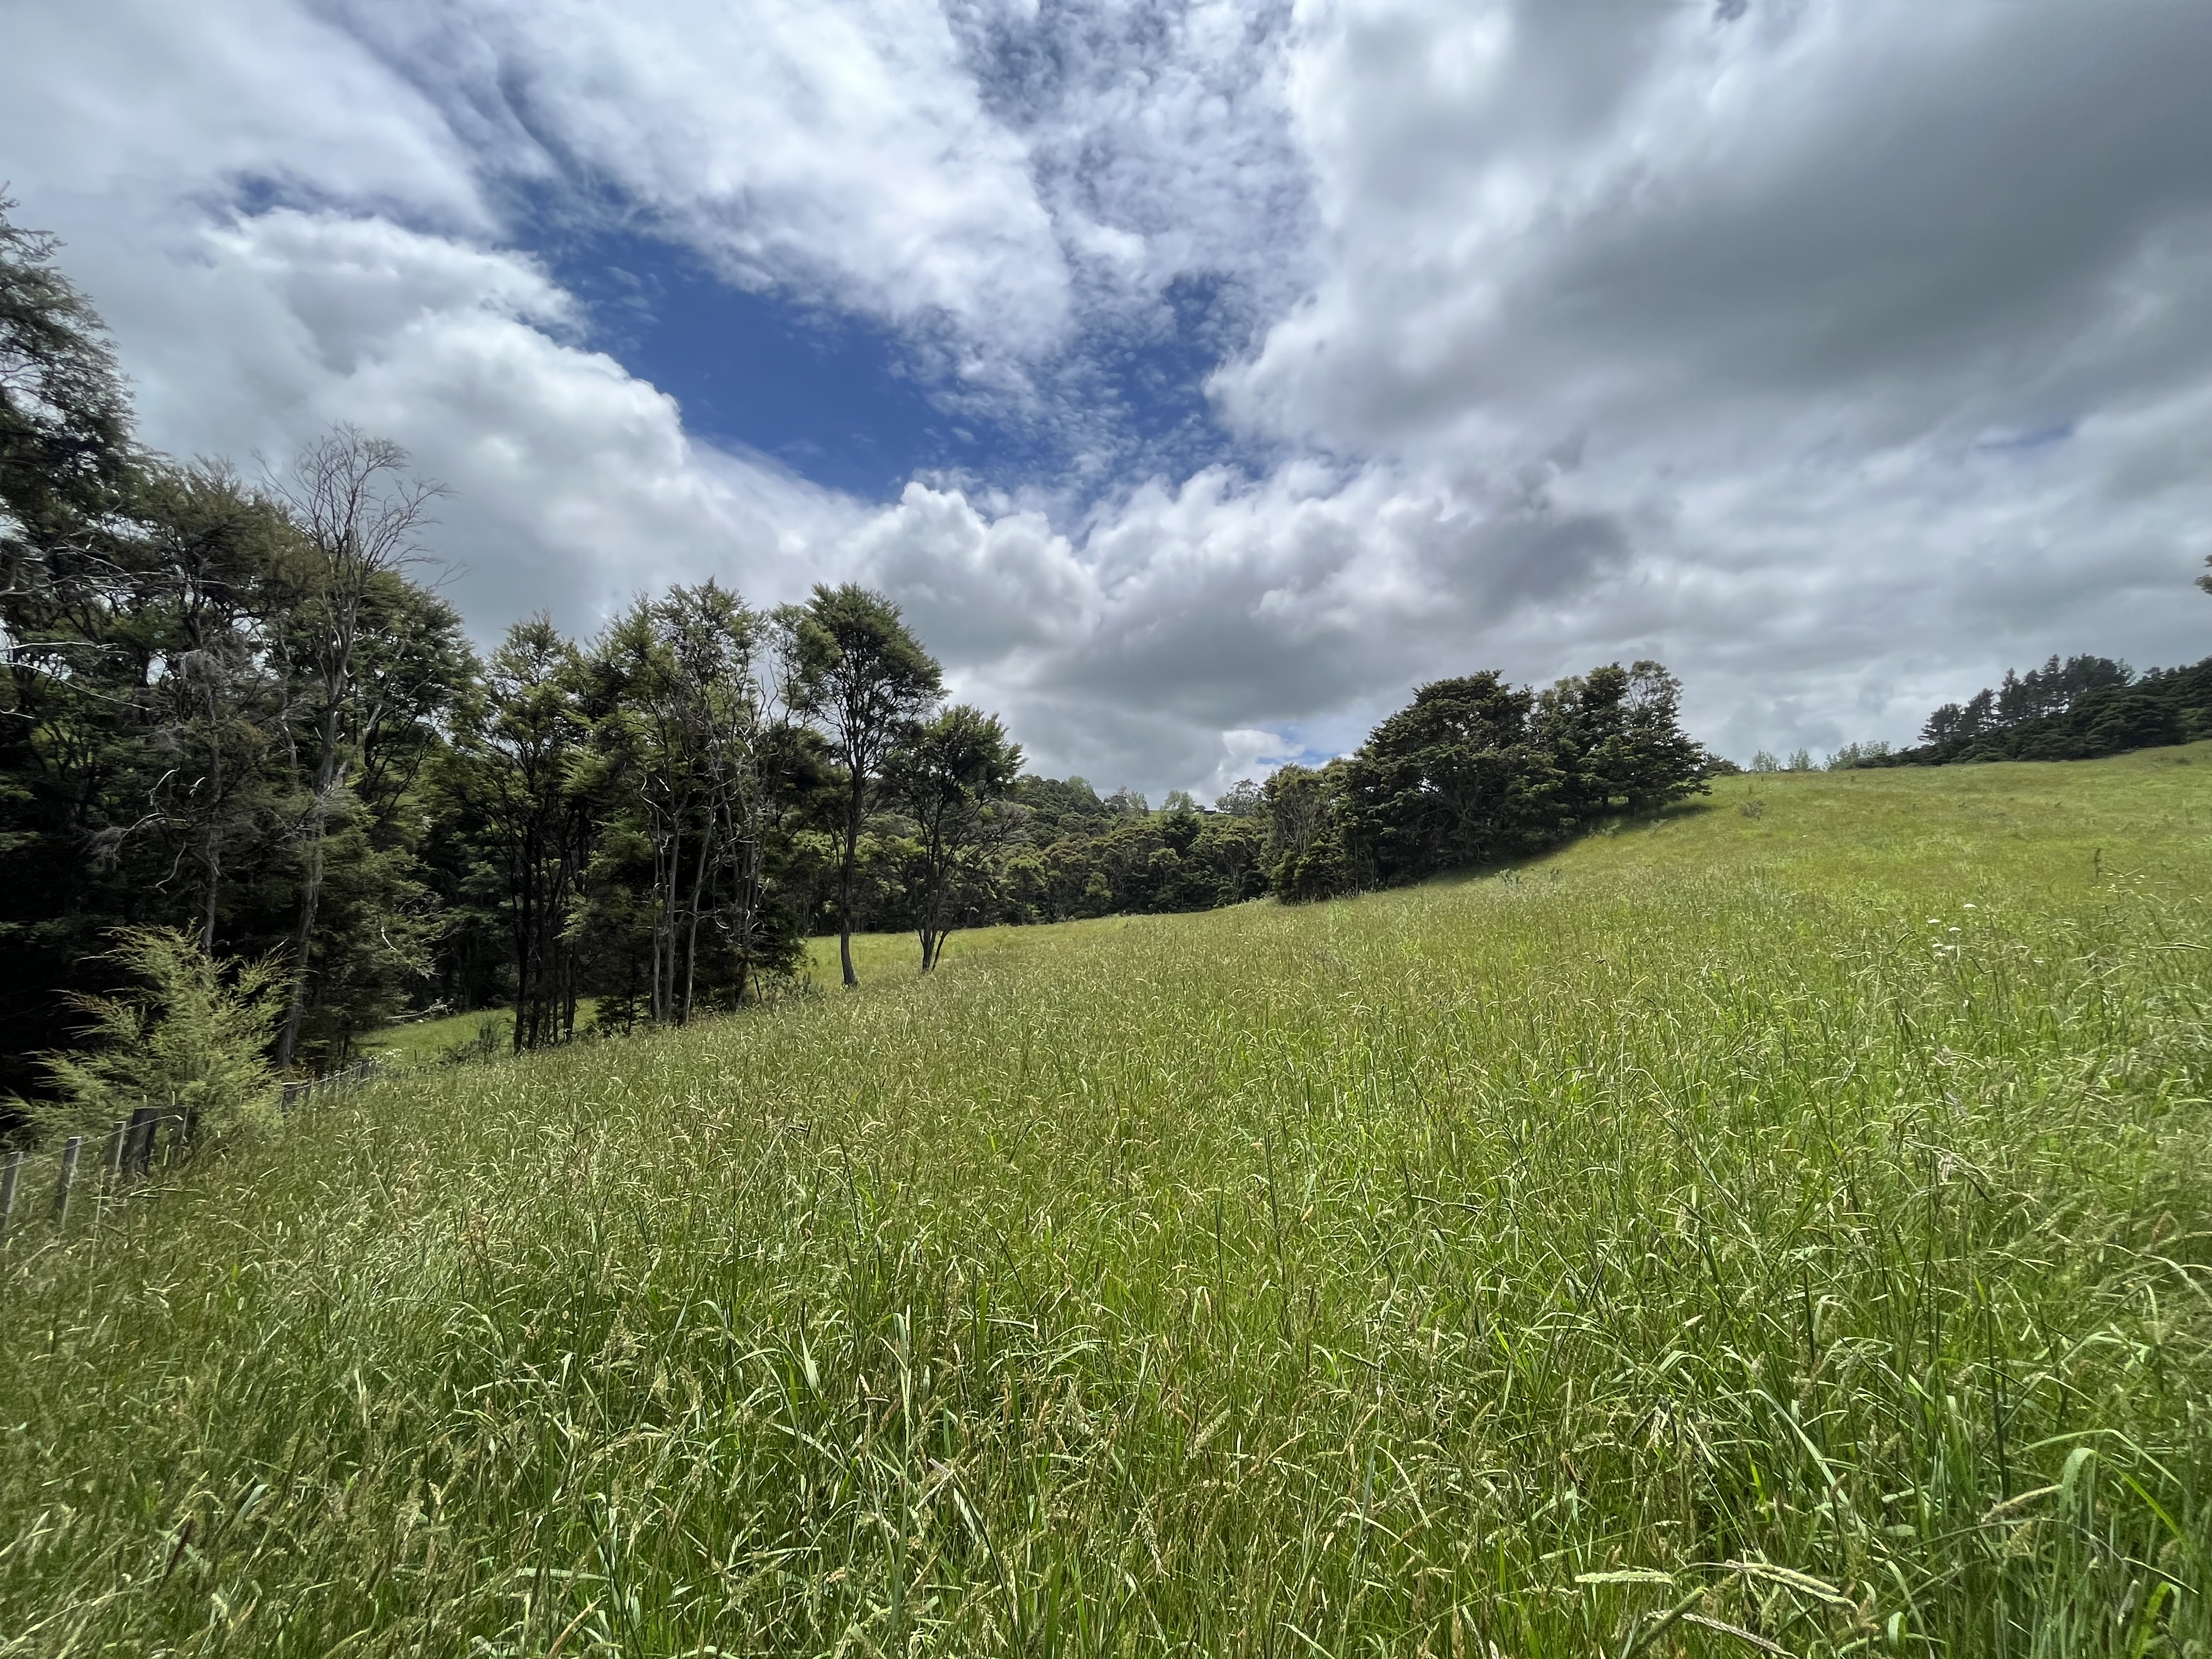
[54,1136,81,1226]
[0,1150,20,1243]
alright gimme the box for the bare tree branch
[263,425,447,1070]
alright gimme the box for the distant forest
[1,204,1715,1092]
[1837,649,2212,771]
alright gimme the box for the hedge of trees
[2,201,1716,1095]
[1850,651,2212,770]
[903,659,1713,924]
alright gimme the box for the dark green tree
[1537,660,1709,819]
[589,580,808,1022]
[270,571,474,1060]
[778,585,941,988]
[439,619,599,1051]
[1263,763,1357,902]
[1186,812,1269,906]
[1214,777,1265,817]
[1338,672,1563,883]
[1891,650,2211,767]
[129,465,297,951]
[0,204,144,1092]
[0,200,134,589]
[887,704,1022,970]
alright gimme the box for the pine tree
[27,928,284,1149]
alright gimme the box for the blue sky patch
[534,224,1010,498]
[520,215,1256,506]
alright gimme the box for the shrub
[23,928,284,1148]
[1826,740,1893,768]
[442,1015,510,1065]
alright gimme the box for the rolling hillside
[4,749,2210,1656]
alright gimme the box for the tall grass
[3,752,2210,1656]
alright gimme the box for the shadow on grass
[1416,795,1723,891]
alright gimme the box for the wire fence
[279,1055,382,1108]
[0,1058,385,1246]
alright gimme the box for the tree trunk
[511,839,536,1052]
[646,819,662,1024]
[276,697,345,1070]
[199,826,222,953]
[652,824,674,1024]
[838,862,857,986]
[916,861,942,973]
[199,675,224,953]
[838,771,863,988]
[682,817,708,1024]
[277,828,321,1066]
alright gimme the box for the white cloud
[1211,728,1308,795]
[946,0,1314,317]
[332,0,1074,357]
[1193,0,2212,763]
[179,211,870,629]
[849,483,1093,662]
[8,0,2212,792]
[1234,0,2212,450]
[2,0,486,230]
[0,0,873,631]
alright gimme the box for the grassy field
[359,1007,515,1069]
[3,749,2210,1656]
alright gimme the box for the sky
[7,0,2211,795]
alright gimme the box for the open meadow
[3,750,2210,1656]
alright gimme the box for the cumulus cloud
[2,0,486,232]
[1203,0,2212,761]
[331,0,1074,361]
[252,217,874,625]
[0,0,876,630]
[947,0,1314,324]
[847,457,1656,786]
[1236,1,2212,449]
[7,0,2212,794]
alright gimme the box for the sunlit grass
[3,749,2209,1656]
[802,913,1133,988]
[358,1005,514,1068]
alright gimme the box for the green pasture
[3,749,2209,1656]
[360,1007,515,1069]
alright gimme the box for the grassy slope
[361,1007,515,1069]
[3,750,2210,1657]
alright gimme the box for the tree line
[1841,649,2212,770]
[2,202,1716,1102]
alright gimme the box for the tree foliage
[583,582,815,1024]
[0,202,1734,1128]
[28,928,284,1146]
[1256,660,1711,901]
[1853,651,2212,770]
[778,585,942,988]
[0,199,133,566]
[887,704,1022,970]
